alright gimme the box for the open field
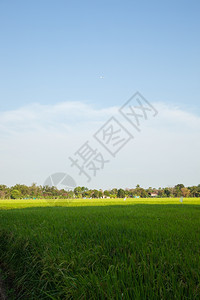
[0,197,200,210]
[0,200,200,299]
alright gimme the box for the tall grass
[0,203,200,298]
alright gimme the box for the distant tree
[104,190,110,197]
[0,191,5,199]
[110,188,117,197]
[126,189,134,197]
[157,187,164,198]
[181,187,190,197]
[134,185,147,198]
[92,190,99,198]
[67,190,75,198]
[11,189,21,199]
[164,188,171,197]
[0,185,8,199]
[74,186,83,198]
[1,183,200,200]
[29,183,40,198]
[99,191,103,198]
[189,186,200,197]
[175,184,185,190]
[82,190,91,198]
[174,184,185,197]
[117,189,125,198]
[140,189,148,198]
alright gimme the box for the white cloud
[0,102,118,135]
[0,101,199,189]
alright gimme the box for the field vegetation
[0,199,200,299]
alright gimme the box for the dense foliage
[0,205,200,299]
[0,183,200,199]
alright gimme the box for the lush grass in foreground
[0,201,200,299]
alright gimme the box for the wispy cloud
[0,101,199,188]
[0,102,118,135]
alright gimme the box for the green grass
[0,200,200,299]
[0,197,200,210]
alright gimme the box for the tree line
[0,183,200,199]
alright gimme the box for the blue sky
[0,1,200,188]
[0,0,200,112]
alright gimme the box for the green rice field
[0,197,200,210]
[0,198,200,299]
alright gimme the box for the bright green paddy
[0,200,200,299]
